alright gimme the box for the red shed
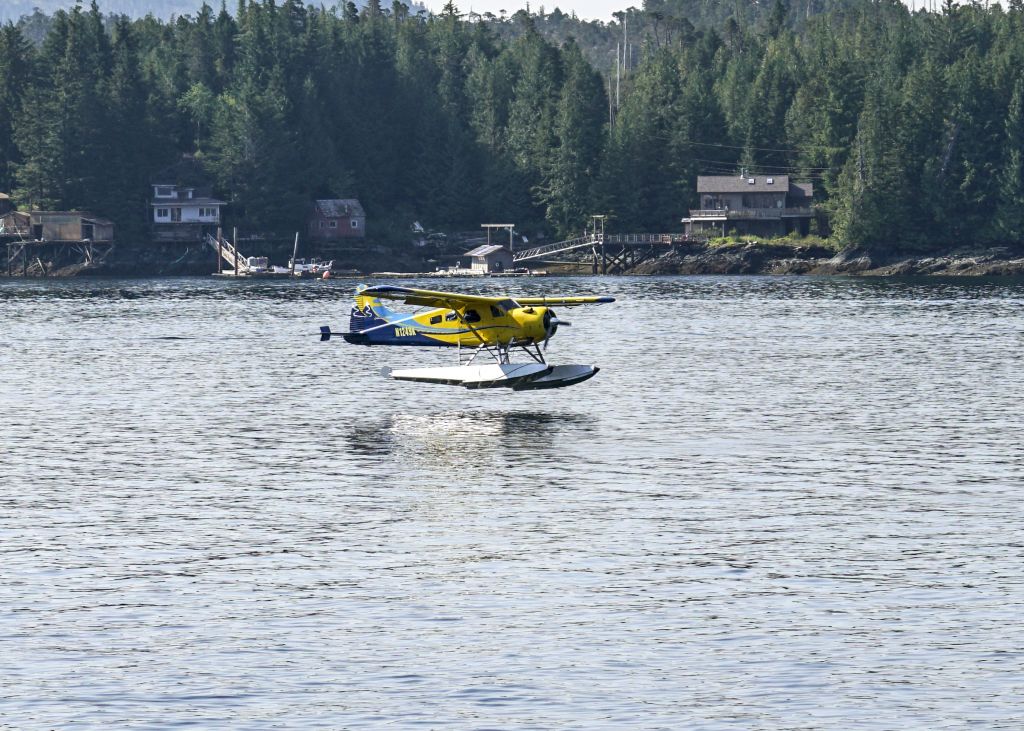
[308,199,366,240]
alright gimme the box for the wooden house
[150,160,225,242]
[27,212,114,242]
[464,244,513,273]
[308,199,366,240]
[682,175,814,237]
[0,192,13,216]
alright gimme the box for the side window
[490,305,504,318]
[445,312,458,322]
[463,309,481,323]
[430,315,442,324]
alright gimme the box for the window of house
[329,220,338,228]
[319,221,325,229]
[155,186,174,197]
[351,219,359,229]
[156,208,169,218]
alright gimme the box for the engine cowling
[509,306,551,344]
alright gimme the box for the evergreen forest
[2,0,1024,251]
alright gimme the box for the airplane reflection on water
[345,410,594,465]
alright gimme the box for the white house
[150,183,224,226]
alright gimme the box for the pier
[513,232,707,274]
[2,210,116,276]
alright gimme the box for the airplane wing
[514,295,616,307]
[361,286,614,310]
[360,285,518,310]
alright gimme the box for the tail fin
[320,326,332,341]
[349,286,387,334]
[343,285,388,344]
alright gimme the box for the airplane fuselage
[343,291,553,348]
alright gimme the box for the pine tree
[538,39,605,237]
[994,78,1024,242]
[0,23,34,194]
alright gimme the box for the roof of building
[314,199,365,218]
[465,244,510,257]
[790,182,814,198]
[150,196,225,206]
[697,175,790,193]
[697,175,814,198]
[0,192,10,200]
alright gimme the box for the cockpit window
[463,309,482,323]
[490,305,504,318]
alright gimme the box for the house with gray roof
[682,174,814,238]
[308,199,366,241]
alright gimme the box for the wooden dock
[4,238,114,277]
[512,232,707,274]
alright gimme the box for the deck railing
[689,207,813,219]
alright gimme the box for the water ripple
[2,275,1023,729]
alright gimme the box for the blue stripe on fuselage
[346,298,505,346]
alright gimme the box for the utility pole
[616,42,621,110]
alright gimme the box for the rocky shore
[7,238,1024,278]
[630,242,1024,277]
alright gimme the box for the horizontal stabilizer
[320,326,332,341]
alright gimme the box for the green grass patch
[705,233,838,251]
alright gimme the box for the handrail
[205,233,250,273]
[513,232,705,262]
[512,234,599,262]
[689,207,812,219]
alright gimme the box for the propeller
[542,308,571,350]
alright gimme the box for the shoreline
[4,240,1024,279]
[623,242,1024,278]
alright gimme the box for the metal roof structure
[697,175,789,193]
[314,199,366,218]
[697,175,813,197]
[465,244,508,258]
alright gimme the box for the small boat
[287,257,334,277]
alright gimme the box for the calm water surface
[2,275,1023,729]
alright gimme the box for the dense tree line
[2,0,1024,250]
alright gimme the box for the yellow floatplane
[320,285,615,390]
